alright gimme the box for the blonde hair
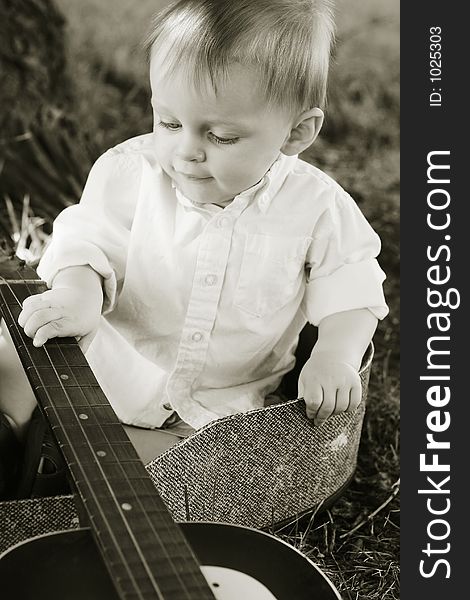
[145,0,335,111]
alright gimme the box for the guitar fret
[26,365,100,388]
[36,385,116,410]
[0,281,46,301]
[48,417,127,437]
[1,302,22,316]
[15,341,62,368]
[73,472,205,560]
[51,439,138,468]
[75,465,148,486]
[43,342,90,366]
[16,342,90,368]
[100,461,149,479]
[73,480,207,592]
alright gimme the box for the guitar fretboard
[0,255,215,600]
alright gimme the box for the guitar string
[0,277,149,600]
[52,337,206,597]
[1,273,207,599]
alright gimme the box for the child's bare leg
[123,426,180,464]
[0,319,37,440]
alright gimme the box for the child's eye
[158,120,181,131]
[208,132,239,145]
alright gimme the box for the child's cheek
[222,157,251,187]
[153,138,172,176]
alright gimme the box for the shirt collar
[174,184,222,214]
[250,153,298,213]
[172,152,297,214]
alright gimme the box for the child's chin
[182,186,231,207]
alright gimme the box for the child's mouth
[177,172,213,183]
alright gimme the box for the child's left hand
[298,351,362,426]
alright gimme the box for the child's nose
[176,133,205,162]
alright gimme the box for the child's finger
[347,381,362,413]
[32,319,69,347]
[18,293,51,327]
[22,308,65,339]
[302,382,323,420]
[332,386,350,416]
[313,386,335,424]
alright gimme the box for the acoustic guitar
[0,250,342,599]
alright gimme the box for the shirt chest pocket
[234,234,311,318]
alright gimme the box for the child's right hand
[18,266,104,350]
[18,287,102,350]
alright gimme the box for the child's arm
[298,308,378,425]
[18,265,103,350]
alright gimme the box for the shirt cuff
[37,242,118,314]
[303,259,389,326]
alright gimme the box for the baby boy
[10,0,388,446]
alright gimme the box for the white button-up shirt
[38,134,388,429]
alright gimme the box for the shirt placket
[165,200,248,426]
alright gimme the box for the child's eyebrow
[208,119,245,129]
[151,96,252,130]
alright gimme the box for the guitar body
[0,522,340,599]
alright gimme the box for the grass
[2,1,399,597]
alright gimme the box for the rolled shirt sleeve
[37,150,140,313]
[302,190,389,325]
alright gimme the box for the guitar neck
[0,254,215,599]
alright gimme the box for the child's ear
[281,108,324,155]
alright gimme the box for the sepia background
[0,0,399,597]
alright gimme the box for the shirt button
[205,274,217,286]
[163,403,172,411]
[217,216,230,228]
[192,331,203,342]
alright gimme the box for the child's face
[150,56,294,206]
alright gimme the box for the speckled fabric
[0,346,372,554]
[146,345,372,529]
[0,495,79,556]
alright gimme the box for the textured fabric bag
[0,344,372,556]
